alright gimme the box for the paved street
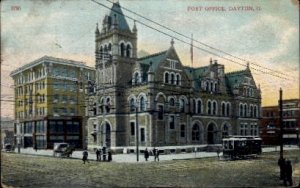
[1,149,300,187]
[9,145,299,163]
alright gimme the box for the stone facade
[87,2,261,151]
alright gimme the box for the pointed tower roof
[109,2,131,31]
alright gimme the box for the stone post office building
[87,2,261,152]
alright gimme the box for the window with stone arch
[140,96,146,112]
[254,105,258,118]
[239,104,243,117]
[171,73,175,85]
[100,46,103,55]
[126,44,131,57]
[164,72,169,84]
[243,104,247,117]
[226,103,230,116]
[108,43,112,52]
[192,124,200,141]
[120,42,125,57]
[197,99,202,114]
[104,45,108,53]
[180,124,185,138]
[179,98,186,113]
[207,100,212,115]
[221,102,226,116]
[192,99,196,114]
[105,97,111,113]
[129,98,135,112]
[169,97,175,107]
[176,74,181,85]
[212,101,217,115]
[133,72,139,85]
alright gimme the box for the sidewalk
[8,145,299,163]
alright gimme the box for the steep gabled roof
[225,69,251,90]
[109,2,130,31]
[137,50,168,72]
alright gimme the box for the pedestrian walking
[102,147,107,161]
[82,150,89,164]
[96,149,101,161]
[216,148,221,159]
[108,150,112,162]
[153,148,159,162]
[278,157,286,180]
[283,160,293,186]
[144,148,149,161]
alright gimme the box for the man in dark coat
[108,150,112,162]
[82,150,89,164]
[278,157,286,180]
[283,160,293,186]
[96,149,101,161]
[144,148,149,161]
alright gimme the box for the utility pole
[136,104,139,162]
[279,88,283,158]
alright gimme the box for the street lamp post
[136,104,139,162]
[279,88,283,158]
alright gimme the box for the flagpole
[191,34,193,68]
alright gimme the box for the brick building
[260,99,300,145]
[10,56,95,149]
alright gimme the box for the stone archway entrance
[207,123,217,144]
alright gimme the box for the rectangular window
[158,105,164,120]
[140,128,145,142]
[169,115,175,129]
[130,122,135,136]
[66,121,80,134]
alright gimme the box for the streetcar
[222,136,262,159]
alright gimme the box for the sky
[1,0,299,118]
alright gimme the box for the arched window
[108,43,112,52]
[214,83,217,92]
[205,81,209,91]
[244,104,247,117]
[180,124,185,137]
[254,105,257,118]
[210,82,213,92]
[165,72,169,83]
[226,103,230,116]
[180,98,185,113]
[126,44,131,57]
[104,45,108,53]
[106,98,111,113]
[130,98,135,112]
[222,103,226,116]
[192,124,200,141]
[169,98,175,107]
[197,100,202,114]
[207,101,212,115]
[99,98,104,114]
[213,101,217,115]
[239,104,243,117]
[120,43,125,57]
[176,74,180,85]
[250,105,253,117]
[134,72,139,85]
[192,99,196,114]
[100,46,103,54]
[171,73,175,85]
[140,96,146,111]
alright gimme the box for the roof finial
[133,20,137,33]
[210,57,213,65]
[171,38,174,46]
[95,23,100,35]
[246,62,250,69]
